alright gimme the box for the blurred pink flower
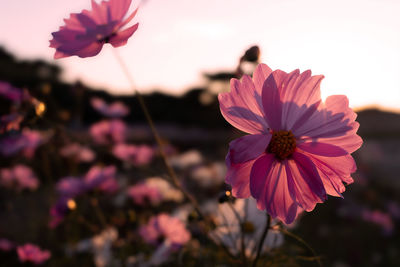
[56,177,87,197]
[0,238,14,252]
[219,63,362,224]
[84,165,118,193]
[59,143,95,162]
[0,128,46,158]
[0,165,39,191]
[0,82,30,103]
[50,0,139,58]
[91,97,130,118]
[139,213,191,248]
[113,143,154,166]
[362,209,394,235]
[90,119,126,145]
[17,244,51,265]
[127,183,162,206]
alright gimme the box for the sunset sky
[1,0,399,110]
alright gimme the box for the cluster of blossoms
[50,165,118,228]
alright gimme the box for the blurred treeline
[1,46,400,138]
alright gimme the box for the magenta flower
[50,0,139,58]
[17,244,51,265]
[112,143,154,166]
[90,119,126,145]
[0,129,46,158]
[56,176,87,197]
[139,213,191,248]
[91,97,130,118]
[219,63,362,224]
[59,143,95,163]
[0,165,39,191]
[84,165,118,193]
[127,183,162,206]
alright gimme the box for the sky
[0,0,400,111]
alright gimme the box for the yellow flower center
[267,130,296,160]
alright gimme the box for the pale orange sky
[0,0,399,110]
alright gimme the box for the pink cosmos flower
[84,165,118,193]
[112,143,154,166]
[0,165,39,191]
[127,183,162,206]
[219,63,362,224]
[139,213,191,248]
[91,97,130,118]
[0,129,46,158]
[17,244,51,265]
[56,176,87,197]
[59,143,96,162]
[90,119,126,145]
[50,0,139,58]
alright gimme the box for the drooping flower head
[219,63,362,224]
[17,244,51,265]
[91,97,130,118]
[50,0,139,58]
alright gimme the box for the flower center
[267,130,296,160]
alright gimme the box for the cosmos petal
[109,23,139,47]
[219,76,269,134]
[228,134,270,164]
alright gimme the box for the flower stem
[112,49,205,221]
[252,213,271,267]
[90,197,107,228]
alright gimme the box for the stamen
[267,130,296,160]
